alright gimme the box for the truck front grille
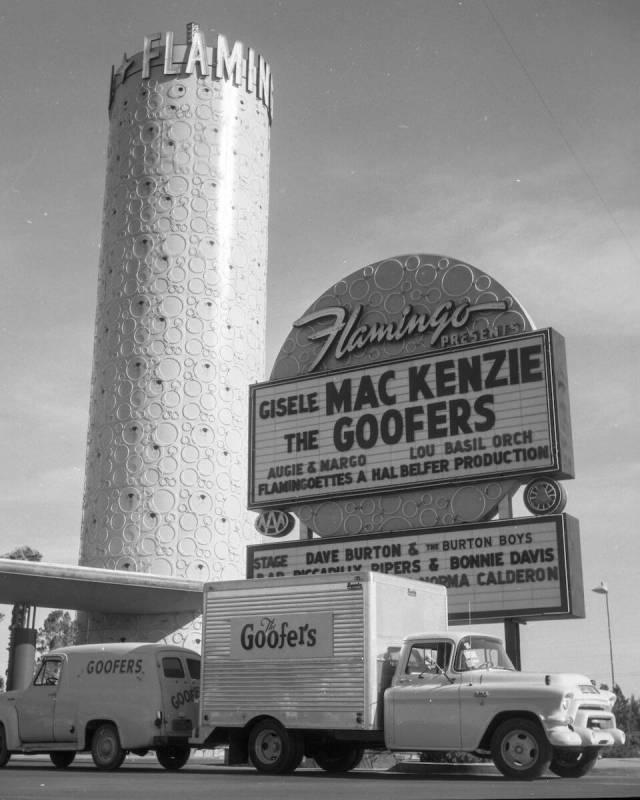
[585,715,614,730]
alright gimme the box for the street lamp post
[592,580,616,691]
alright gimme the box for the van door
[157,653,200,739]
[15,657,63,742]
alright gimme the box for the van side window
[187,658,201,680]
[162,657,185,678]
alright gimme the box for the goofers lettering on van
[86,658,144,675]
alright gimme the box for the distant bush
[601,686,640,758]
[601,731,640,759]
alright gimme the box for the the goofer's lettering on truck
[230,612,333,660]
[86,658,143,675]
[240,617,318,649]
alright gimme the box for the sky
[0,0,638,694]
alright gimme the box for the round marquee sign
[250,254,574,538]
[271,255,532,381]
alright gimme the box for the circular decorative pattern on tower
[80,28,271,618]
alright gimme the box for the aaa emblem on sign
[254,509,296,538]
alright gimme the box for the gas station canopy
[0,559,204,615]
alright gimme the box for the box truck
[191,573,624,780]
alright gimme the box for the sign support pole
[504,619,522,670]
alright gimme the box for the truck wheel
[549,747,599,778]
[91,723,126,771]
[50,751,76,769]
[313,743,364,772]
[248,718,303,774]
[0,724,10,768]
[490,718,551,780]
[156,744,190,770]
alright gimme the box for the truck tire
[50,751,76,769]
[91,723,126,771]
[156,744,190,770]
[490,718,551,780]
[248,718,304,774]
[312,743,364,773]
[549,747,599,778]
[0,724,10,768]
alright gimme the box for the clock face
[523,477,567,515]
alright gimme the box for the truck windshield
[454,636,515,671]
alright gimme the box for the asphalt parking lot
[1,753,638,800]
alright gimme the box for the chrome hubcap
[501,730,538,770]
[255,730,282,764]
[98,735,115,760]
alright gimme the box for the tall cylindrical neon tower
[79,24,272,645]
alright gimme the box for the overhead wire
[483,0,640,267]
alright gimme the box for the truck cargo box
[199,572,447,733]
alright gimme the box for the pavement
[10,750,639,777]
[389,756,639,777]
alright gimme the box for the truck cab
[385,630,625,779]
[0,642,200,771]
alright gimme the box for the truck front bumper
[546,724,626,749]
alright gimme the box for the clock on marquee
[523,477,567,515]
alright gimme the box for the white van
[0,642,200,770]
